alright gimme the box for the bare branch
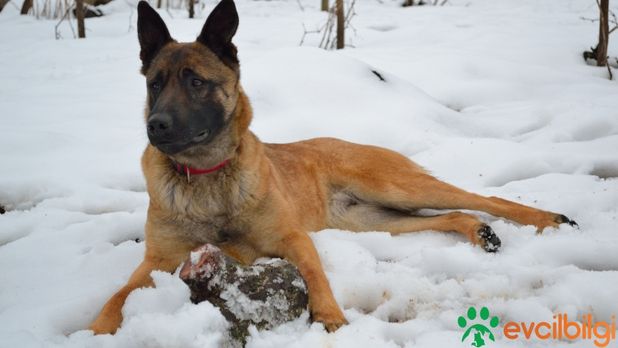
[299,22,322,46]
[54,2,76,40]
[7,0,22,11]
[126,0,135,33]
[295,0,304,11]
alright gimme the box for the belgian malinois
[90,0,577,334]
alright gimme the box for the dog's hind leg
[326,141,576,232]
[330,202,501,252]
[350,172,575,232]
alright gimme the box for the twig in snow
[581,4,618,33]
[299,22,323,46]
[54,3,76,40]
[6,0,22,11]
[295,0,304,11]
[126,0,135,32]
[579,4,618,72]
[165,0,173,19]
[297,0,357,50]
[321,0,356,49]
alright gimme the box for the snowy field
[1,0,618,347]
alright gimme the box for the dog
[89,0,577,334]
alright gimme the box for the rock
[179,244,308,345]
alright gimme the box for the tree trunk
[157,0,162,8]
[76,0,86,38]
[596,0,609,66]
[20,0,33,15]
[188,0,194,18]
[321,0,328,11]
[336,0,344,49]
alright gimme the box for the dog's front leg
[279,232,348,332]
[89,259,158,334]
[89,247,191,334]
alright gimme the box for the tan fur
[90,8,572,334]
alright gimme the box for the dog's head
[137,0,247,167]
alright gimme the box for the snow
[1,0,617,347]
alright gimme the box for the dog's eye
[191,78,204,87]
[150,81,161,91]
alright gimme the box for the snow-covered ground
[1,0,617,347]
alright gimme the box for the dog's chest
[173,214,240,245]
[154,174,251,244]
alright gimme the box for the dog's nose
[147,113,173,140]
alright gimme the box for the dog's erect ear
[137,1,172,72]
[197,0,239,66]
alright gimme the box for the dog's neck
[171,158,231,182]
[143,91,266,217]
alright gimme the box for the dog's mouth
[151,128,212,155]
[192,129,210,143]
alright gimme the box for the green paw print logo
[458,306,500,347]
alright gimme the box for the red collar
[173,159,230,179]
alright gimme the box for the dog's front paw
[89,312,122,335]
[314,312,348,332]
[311,306,348,332]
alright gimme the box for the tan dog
[89,0,577,334]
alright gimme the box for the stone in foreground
[179,244,308,345]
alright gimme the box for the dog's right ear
[137,1,172,72]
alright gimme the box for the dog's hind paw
[477,224,501,252]
[555,214,578,228]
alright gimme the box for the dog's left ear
[197,0,239,66]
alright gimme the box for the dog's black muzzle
[147,112,212,155]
